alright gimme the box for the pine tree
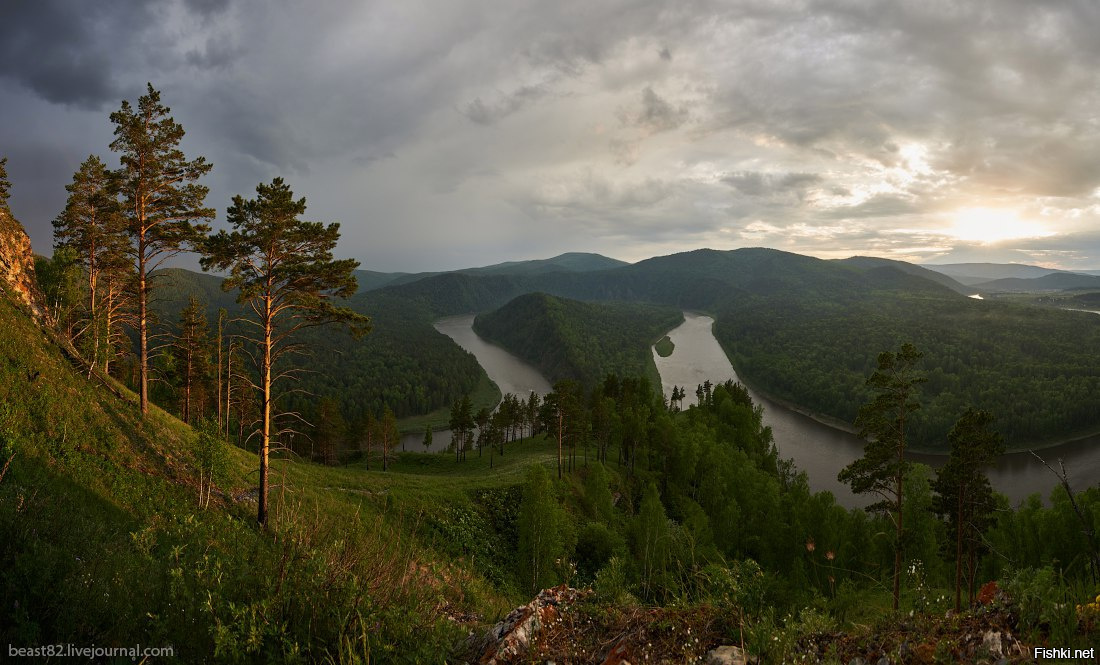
[315,397,347,465]
[201,177,369,527]
[933,408,1003,611]
[110,83,214,416]
[547,379,582,478]
[449,395,473,462]
[174,296,212,424]
[838,342,924,611]
[53,154,131,372]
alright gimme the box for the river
[403,312,1099,508]
[654,313,1100,508]
[399,315,552,453]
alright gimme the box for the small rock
[847,658,866,665]
[706,645,747,665]
[982,630,1003,658]
[876,657,891,665]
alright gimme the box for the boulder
[706,645,747,665]
[475,585,590,665]
[0,209,43,319]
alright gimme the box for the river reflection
[654,313,1100,509]
[399,315,552,453]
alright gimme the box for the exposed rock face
[0,209,43,319]
[475,585,591,665]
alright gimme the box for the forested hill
[970,272,1100,293]
[834,256,971,294]
[714,282,1100,450]
[473,293,683,389]
[148,269,493,425]
[149,247,1100,450]
[351,252,628,294]
[372,247,934,315]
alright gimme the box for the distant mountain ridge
[970,272,1100,293]
[353,252,628,292]
[923,261,1078,286]
[147,246,1100,450]
[836,256,970,294]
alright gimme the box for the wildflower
[825,550,835,561]
[805,538,815,553]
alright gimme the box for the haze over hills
[968,272,1100,293]
[922,262,1085,286]
[144,245,1100,451]
[835,256,971,294]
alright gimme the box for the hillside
[972,272,1100,293]
[147,247,1100,451]
[923,262,1063,285]
[473,293,683,388]
[461,251,628,276]
[836,255,971,294]
[0,263,519,659]
[149,269,498,428]
[2,219,1097,661]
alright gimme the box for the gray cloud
[723,172,822,198]
[463,83,553,125]
[2,0,1100,272]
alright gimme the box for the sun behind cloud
[945,207,1056,244]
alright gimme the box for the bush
[192,418,229,508]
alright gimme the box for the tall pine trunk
[138,245,149,416]
[954,490,964,612]
[258,298,273,527]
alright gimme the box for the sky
[2,0,1100,272]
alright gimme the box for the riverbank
[709,317,1100,456]
[397,373,500,435]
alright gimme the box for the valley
[7,202,1100,662]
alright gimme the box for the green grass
[654,335,675,357]
[0,291,513,661]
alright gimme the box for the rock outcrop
[0,208,43,319]
[474,585,591,664]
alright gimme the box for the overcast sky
[3,0,1100,272]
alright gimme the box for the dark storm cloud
[0,0,149,108]
[0,0,236,109]
[3,0,1100,270]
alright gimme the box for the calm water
[654,313,1100,509]
[402,313,1100,508]
[399,315,551,453]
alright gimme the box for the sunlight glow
[945,207,1055,244]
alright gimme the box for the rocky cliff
[0,208,44,319]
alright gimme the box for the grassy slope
[0,290,524,661]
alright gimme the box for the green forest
[2,278,1098,661]
[714,285,1100,451]
[125,244,1100,454]
[3,82,1100,662]
[473,292,683,389]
